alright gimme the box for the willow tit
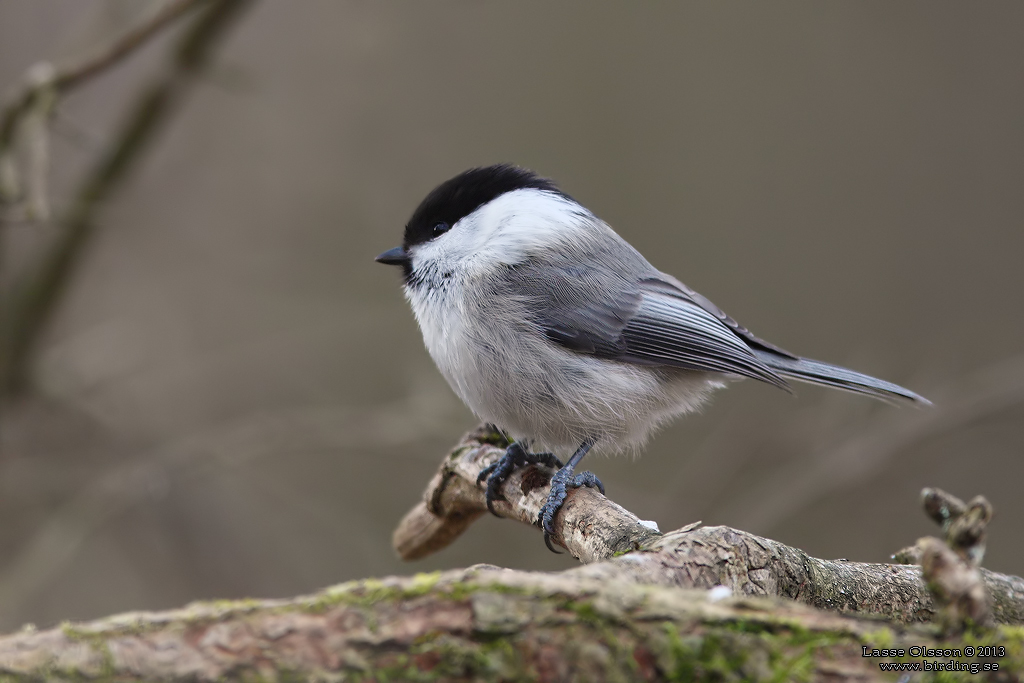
[377,164,928,551]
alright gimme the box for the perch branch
[0,432,1020,679]
[393,425,661,564]
[393,425,1024,626]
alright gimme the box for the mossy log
[1,427,1022,681]
[0,568,1021,682]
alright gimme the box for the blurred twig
[0,0,255,396]
[0,0,205,163]
[894,488,995,633]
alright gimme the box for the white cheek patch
[457,189,592,270]
[409,239,443,273]
[407,188,595,281]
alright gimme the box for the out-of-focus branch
[895,488,996,633]
[0,0,255,396]
[394,427,1024,625]
[0,0,205,159]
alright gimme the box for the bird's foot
[477,441,563,516]
[539,466,605,553]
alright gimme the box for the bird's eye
[431,221,450,238]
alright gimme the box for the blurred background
[0,0,1022,631]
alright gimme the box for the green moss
[448,445,471,461]
[202,596,265,612]
[444,579,546,604]
[567,599,603,625]
[654,616,859,682]
[863,626,897,650]
[659,626,766,681]
[474,427,511,448]
[35,577,1024,682]
[349,634,525,682]
[409,571,444,595]
[59,621,117,680]
[954,624,1024,672]
[306,572,447,612]
[722,618,787,635]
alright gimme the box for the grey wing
[504,258,789,390]
[643,276,928,404]
[651,274,797,359]
[617,277,789,388]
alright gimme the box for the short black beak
[375,246,410,267]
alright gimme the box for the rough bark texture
[1,427,1022,680]
[394,426,1024,626]
[574,526,1023,627]
[393,426,660,564]
[1,568,1022,682]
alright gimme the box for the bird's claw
[570,471,605,495]
[540,467,605,552]
[477,442,562,516]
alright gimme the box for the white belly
[406,282,723,454]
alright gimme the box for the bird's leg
[476,440,563,516]
[539,439,604,553]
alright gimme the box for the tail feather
[753,351,930,406]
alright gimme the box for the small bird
[376,164,928,551]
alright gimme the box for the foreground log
[1,426,1023,681]
[1,568,1022,682]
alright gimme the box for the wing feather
[487,231,923,404]
[502,255,789,389]
[614,284,790,389]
